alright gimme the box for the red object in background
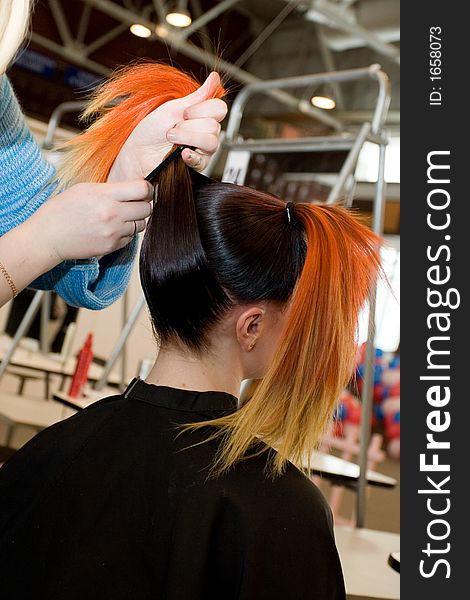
[373,383,384,403]
[340,392,362,425]
[384,413,400,440]
[388,381,400,397]
[68,333,94,398]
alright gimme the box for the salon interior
[1,1,400,598]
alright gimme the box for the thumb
[179,72,221,109]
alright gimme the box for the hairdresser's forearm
[0,218,59,307]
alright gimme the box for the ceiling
[7,0,400,135]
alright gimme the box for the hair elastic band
[286,202,295,224]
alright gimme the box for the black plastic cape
[0,378,345,599]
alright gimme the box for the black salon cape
[0,378,345,599]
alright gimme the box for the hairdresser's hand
[108,72,227,182]
[29,180,153,261]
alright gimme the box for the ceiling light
[166,0,192,28]
[311,95,336,110]
[130,23,152,38]
[166,8,192,27]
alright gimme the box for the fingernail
[167,130,177,141]
[186,152,194,161]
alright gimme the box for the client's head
[140,163,307,380]
[140,157,382,474]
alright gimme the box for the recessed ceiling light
[311,95,336,110]
[130,23,152,38]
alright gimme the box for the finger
[121,219,147,240]
[177,72,222,109]
[183,98,228,121]
[182,149,209,171]
[105,180,153,202]
[166,130,219,154]
[171,118,221,136]
[132,219,147,235]
[119,200,153,222]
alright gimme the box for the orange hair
[57,63,225,186]
[185,202,382,476]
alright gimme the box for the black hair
[139,158,306,352]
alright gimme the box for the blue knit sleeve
[0,76,56,228]
[30,237,138,310]
[0,75,137,310]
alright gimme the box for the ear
[236,306,266,353]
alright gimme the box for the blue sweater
[0,76,137,310]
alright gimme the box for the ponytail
[186,203,382,477]
[140,159,230,351]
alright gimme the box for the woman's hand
[107,72,227,182]
[30,180,153,262]
[0,179,152,306]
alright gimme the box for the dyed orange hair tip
[58,62,226,186]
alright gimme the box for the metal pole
[76,2,92,45]
[187,0,213,53]
[0,291,44,379]
[43,101,87,150]
[333,109,400,126]
[356,140,387,528]
[356,289,377,528]
[373,142,388,243]
[94,296,146,391]
[179,0,241,38]
[225,65,386,141]
[308,0,400,64]
[314,24,345,110]
[326,122,371,204]
[152,0,167,23]
[225,135,355,154]
[39,291,51,354]
[31,33,109,77]
[83,23,128,57]
[371,69,392,135]
[234,0,300,68]
[48,0,74,48]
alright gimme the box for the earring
[249,342,255,351]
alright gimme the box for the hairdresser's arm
[0,220,57,306]
[108,72,227,182]
[0,180,152,307]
